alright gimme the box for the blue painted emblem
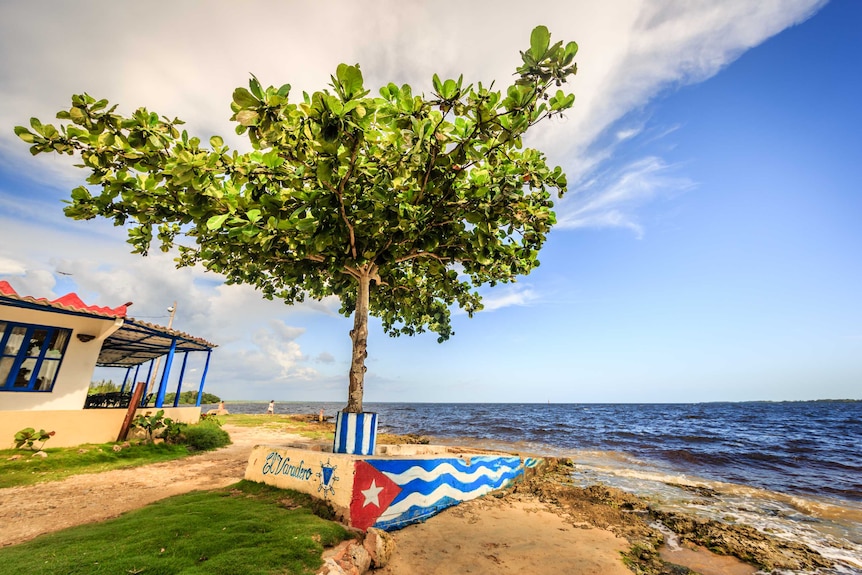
[316,459,339,497]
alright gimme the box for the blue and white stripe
[367,456,525,530]
[333,411,378,455]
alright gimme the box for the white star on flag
[361,480,384,507]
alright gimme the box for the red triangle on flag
[350,461,401,530]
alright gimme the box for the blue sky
[1,1,859,403]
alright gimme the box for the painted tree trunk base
[333,411,378,455]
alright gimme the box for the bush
[182,421,231,451]
[13,428,55,450]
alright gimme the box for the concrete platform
[244,444,543,531]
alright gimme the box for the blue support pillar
[173,352,189,407]
[155,338,177,408]
[129,365,141,394]
[140,360,155,406]
[195,350,212,407]
[120,367,131,393]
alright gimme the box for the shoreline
[0,418,849,574]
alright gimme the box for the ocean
[208,400,862,574]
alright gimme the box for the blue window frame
[0,321,71,392]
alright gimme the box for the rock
[344,542,371,574]
[112,444,123,452]
[363,528,396,568]
[32,451,48,458]
[7,454,22,461]
[77,449,89,454]
[317,557,348,575]
[153,438,165,445]
[320,541,371,575]
[122,442,131,448]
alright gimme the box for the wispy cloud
[557,156,695,238]
[481,284,539,312]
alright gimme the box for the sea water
[210,400,862,574]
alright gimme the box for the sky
[1,1,859,404]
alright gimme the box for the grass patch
[0,443,194,489]
[220,414,335,442]
[0,480,353,575]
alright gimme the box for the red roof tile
[0,280,129,318]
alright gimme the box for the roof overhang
[0,281,216,368]
[96,318,215,367]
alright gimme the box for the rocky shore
[517,459,832,575]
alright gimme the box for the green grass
[0,481,353,575]
[0,443,194,489]
[219,414,335,442]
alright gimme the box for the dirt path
[0,425,307,547]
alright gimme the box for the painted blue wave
[366,456,522,476]
[373,495,461,531]
[389,466,522,504]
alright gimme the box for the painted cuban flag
[350,456,526,531]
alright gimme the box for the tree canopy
[17,26,578,413]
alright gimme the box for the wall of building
[0,305,122,411]
[0,406,201,448]
[244,445,543,532]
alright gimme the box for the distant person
[217,401,229,415]
[267,400,275,415]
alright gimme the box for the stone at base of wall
[318,528,395,574]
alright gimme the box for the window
[0,321,71,392]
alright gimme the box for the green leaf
[442,79,457,100]
[295,216,317,233]
[29,117,44,135]
[14,126,35,143]
[206,214,230,230]
[210,135,224,148]
[432,73,443,95]
[235,110,259,126]
[70,186,91,201]
[232,87,259,109]
[69,107,87,123]
[530,26,550,59]
[336,63,364,97]
[248,75,264,100]
[317,161,333,183]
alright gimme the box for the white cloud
[0,255,26,276]
[557,156,695,238]
[481,284,539,312]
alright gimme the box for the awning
[0,280,216,367]
[97,318,215,367]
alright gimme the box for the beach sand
[374,493,633,575]
[0,423,759,574]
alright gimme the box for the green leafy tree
[16,26,577,413]
[164,391,221,404]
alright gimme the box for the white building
[0,281,215,447]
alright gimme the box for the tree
[16,26,578,414]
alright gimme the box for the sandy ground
[0,424,755,575]
[375,494,632,575]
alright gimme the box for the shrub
[182,421,231,451]
[159,418,187,444]
[198,413,223,426]
[14,428,55,451]
[131,410,168,443]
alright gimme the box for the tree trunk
[345,270,371,413]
